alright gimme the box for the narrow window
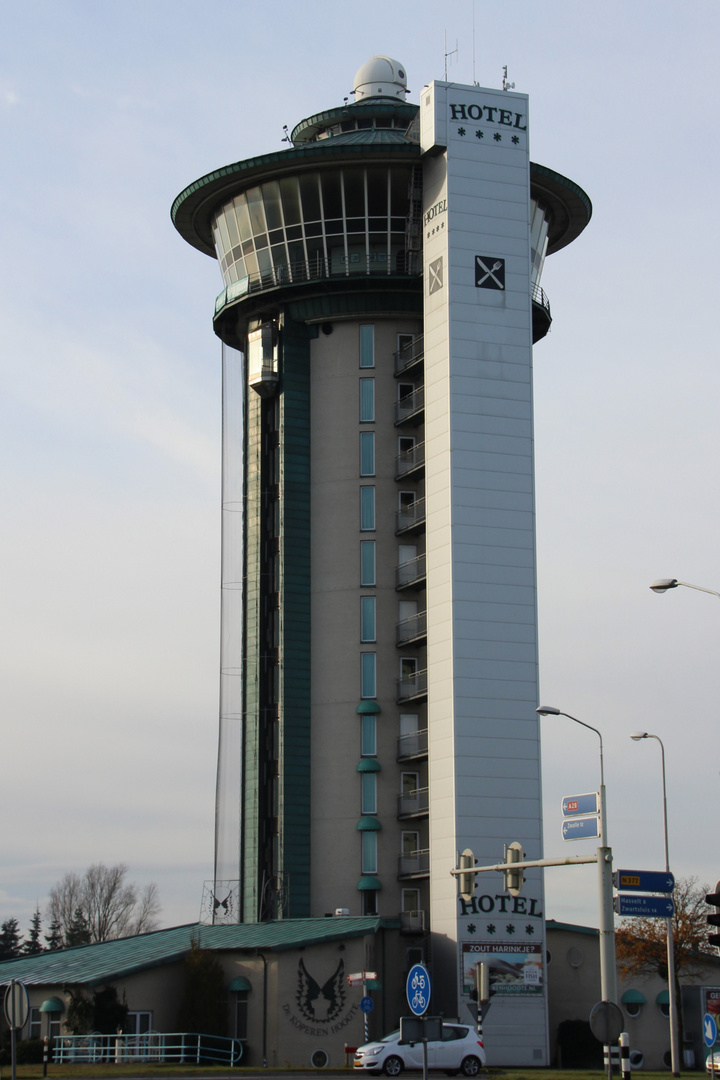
[362,889,378,915]
[360,540,376,586]
[360,324,375,367]
[360,486,375,531]
[361,772,377,814]
[361,714,377,756]
[360,431,375,476]
[360,378,375,422]
[361,830,378,873]
[361,596,376,642]
[361,652,377,698]
[402,888,421,913]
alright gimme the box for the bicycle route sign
[407,962,431,1016]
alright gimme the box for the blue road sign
[407,963,431,1016]
[562,815,600,841]
[562,792,599,817]
[614,894,675,918]
[705,1014,718,1048]
[360,996,374,1013]
[614,869,675,894]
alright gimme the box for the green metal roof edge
[545,919,599,937]
[621,989,647,1004]
[656,988,670,1004]
[357,758,381,772]
[356,816,382,831]
[39,996,65,1013]
[357,876,383,891]
[291,100,419,145]
[0,918,402,985]
[172,141,421,257]
[356,700,381,714]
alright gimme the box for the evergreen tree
[44,917,64,951]
[23,908,44,955]
[0,918,22,960]
[65,907,91,947]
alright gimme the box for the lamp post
[650,578,720,599]
[630,732,680,1076]
[536,706,618,1006]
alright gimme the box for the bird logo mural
[297,958,346,1023]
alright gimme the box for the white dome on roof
[353,56,408,100]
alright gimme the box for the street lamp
[650,578,720,598]
[536,705,618,1006]
[630,732,680,1076]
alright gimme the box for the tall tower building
[172,56,590,1062]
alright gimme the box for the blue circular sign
[360,996,374,1013]
[704,1013,717,1048]
[406,963,431,1016]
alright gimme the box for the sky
[1,0,719,939]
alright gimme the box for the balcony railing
[398,849,430,877]
[396,554,426,590]
[53,1033,243,1067]
[396,497,426,535]
[394,335,425,375]
[395,441,425,480]
[394,386,424,425]
[532,282,551,317]
[396,611,427,646]
[398,786,429,819]
[397,728,428,761]
[397,668,428,703]
[215,256,419,313]
[400,909,427,933]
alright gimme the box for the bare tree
[47,863,160,944]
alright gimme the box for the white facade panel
[421,79,546,1065]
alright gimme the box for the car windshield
[380,1031,400,1043]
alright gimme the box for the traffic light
[503,841,524,897]
[706,886,720,948]
[459,848,476,903]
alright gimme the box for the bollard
[619,1032,631,1080]
[43,1035,49,1078]
[604,1043,620,1074]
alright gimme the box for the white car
[354,1024,485,1076]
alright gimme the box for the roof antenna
[281,124,291,144]
[502,65,515,92]
[444,30,458,81]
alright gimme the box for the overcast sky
[2,0,719,938]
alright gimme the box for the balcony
[396,554,426,591]
[395,441,425,481]
[398,849,430,878]
[396,611,427,647]
[394,386,424,426]
[398,786,429,819]
[400,909,427,934]
[396,498,425,535]
[397,668,427,703]
[397,728,428,762]
[394,335,424,376]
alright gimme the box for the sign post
[4,980,29,1080]
[347,970,377,1044]
[406,964,431,1080]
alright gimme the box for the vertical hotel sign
[420,82,544,1064]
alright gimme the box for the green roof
[357,758,381,772]
[356,816,382,831]
[0,918,399,988]
[356,701,381,714]
[656,989,670,1004]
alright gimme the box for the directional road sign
[562,815,600,841]
[614,894,675,918]
[705,1014,718,1048]
[407,963,431,1016]
[614,869,675,894]
[562,792,599,817]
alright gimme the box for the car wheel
[460,1056,481,1077]
[383,1056,404,1077]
